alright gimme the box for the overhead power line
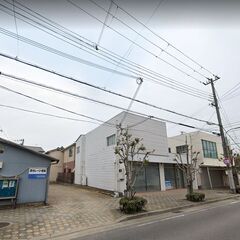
[0,84,111,125]
[0,71,217,125]
[110,0,216,77]
[66,0,205,83]
[0,28,136,79]
[87,0,208,80]
[1,103,214,142]
[0,29,211,100]
[0,104,101,125]
[0,52,210,115]
[0,28,212,100]
[0,1,212,100]
[0,83,216,133]
[220,81,240,101]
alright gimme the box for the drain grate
[172,210,183,213]
[0,222,10,229]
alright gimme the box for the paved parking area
[0,184,235,240]
[0,184,120,240]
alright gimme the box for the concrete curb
[34,195,240,240]
[117,195,240,222]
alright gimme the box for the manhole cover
[0,222,10,229]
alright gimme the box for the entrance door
[210,170,224,188]
[134,166,146,192]
[164,164,186,189]
[145,163,160,191]
[134,163,160,192]
[164,164,176,189]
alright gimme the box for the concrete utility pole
[204,76,236,193]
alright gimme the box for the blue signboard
[0,178,19,199]
[28,168,47,179]
[165,180,173,189]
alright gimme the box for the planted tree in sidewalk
[114,127,154,213]
[174,144,205,202]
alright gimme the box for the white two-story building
[168,131,229,189]
[75,112,187,193]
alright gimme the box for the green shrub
[119,196,147,214]
[186,192,205,202]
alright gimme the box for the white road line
[137,221,159,227]
[136,200,240,228]
[160,214,185,221]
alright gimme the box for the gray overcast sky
[0,0,240,151]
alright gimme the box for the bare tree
[114,127,154,199]
[174,144,200,195]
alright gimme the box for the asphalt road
[73,200,240,240]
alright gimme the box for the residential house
[63,143,76,173]
[46,147,64,182]
[24,146,45,154]
[46,143,76,183]
[168,131,229,189]
[75,112,187,193]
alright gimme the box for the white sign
[28,168,47,179]
[9,181,15,188]
[2,180,8,188]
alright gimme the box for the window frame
[176,145,188,154]
[106,134,116,146]
[201,139,218,159]
[76,146,80,154]
[69,147,73,157]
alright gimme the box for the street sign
[28,168,47,179]
[224,158,231,166]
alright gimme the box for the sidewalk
[137,188,234,211]
[0,184,237,240]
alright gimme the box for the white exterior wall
[85,124,117,191]
[168,131,226,188]
[75,135,86,185]
[75,112,171,192]
[168,131,225,167]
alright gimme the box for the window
[69,147,73,157]
[176,145,188,154]
[202,140,218,159]
[107,134,116,146]
[77,146,80,154]
[168,147,171,153]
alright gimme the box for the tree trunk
[187,181,194,195]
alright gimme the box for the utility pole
[204,76,236,193]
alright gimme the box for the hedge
[186,192,205,202]
[119,196,147,214]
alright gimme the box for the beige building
[168,131,229,189]
[46,147,64,182]
[46,143,76,183]
[63,143,76,173]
